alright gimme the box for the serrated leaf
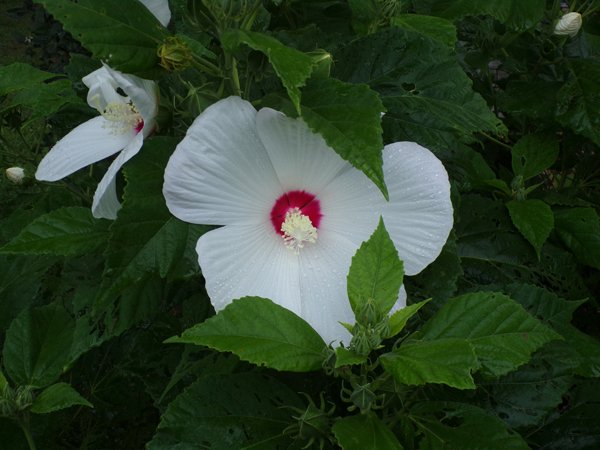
[381,338,477,389]
[335,347,368,368]
[412,402,530,450]
[300,76,387,199]
[347,218,404,319]
[334,28,505,153]
[35,0,167,75]
[420,292,561,376]
[556,59,600,146]
[30,382,93,414]
[333,413,404,450]
[414,0,545,30]
[391,14,457,47]
[511,134,559,180]
[0,63,57,95]
[148,373,302,450]
[167,297,326,372]
[506,199,554,258]
[0,207,110,256]
[221,29,314,114]
[2,304,74,388]
[387,299,430,338]
[554,207,600,270]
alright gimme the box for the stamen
[281,207,318,254]
[101,102,143,135]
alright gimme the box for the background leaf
[333,413,404,450]
[506,199,554,258]
[167,297,326,372]
[30,382,93,414]
[511,134,559,181]
[554,207,600,270]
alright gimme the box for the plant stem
[18,417,37,450]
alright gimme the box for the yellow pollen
[101,102,142,135]
[281,207,318,254]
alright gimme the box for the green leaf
[334,28,505,153]
[412,402,530,449]
[414,0,545,30]
[511,134,559,180]
[420,292,561,376]
[30,382,93,414]
[556,59,600,146]
[388,300,430,338]
[554,207,600,270]
[300,76,388,199]
[167,297,326,372]
[34,0,167,75]
[148,373,302,450]
[506,199,554,258]
[347,218,404,319]
[0,207,110,256]
[391,14,457,47]
[0,62,57,95]
[221,30,314,114]
[381,338,477,389]
[333,413,404,450]
[2,304,75,388]
[335,347,368,368]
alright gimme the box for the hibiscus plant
[1,0,600,449]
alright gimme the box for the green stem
[225,54,242,97]
[480,131,512,150]
[18,417,37,450]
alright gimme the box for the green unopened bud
[283,393,335,448]
[358,298,380,325]
[15,386,33,411]
[5,167,25,184]
[307,50,332,78]
[511,175,526,200]
[158,36,193,71]
[554,12,582,37]
[349,383,377,413]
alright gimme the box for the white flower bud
[554,12,582,37]
[5,167,25,184]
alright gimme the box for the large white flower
[35,65,159,219]
[139,0,171,27]
[163,97,453,343]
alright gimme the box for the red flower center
[270,190,322,235]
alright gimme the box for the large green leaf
[0,207,110,256]
[556,59,600,146]
[387,299,430,338]
[391,14,456,47]
[412,402,530,449]
[506,199,554,259]
[347,218,404,320]
[167,297,326,372]
[300,76,388,199]
[333,413,404,450]
[0,62,57,95]
[2,304,75,388]
[35,0,167,75]
[334,27,504,153]
[414,0,545,30]
[511,134,559,181]
[148,373,302,450]
[381,338,478,389]
[30,382,93,414]
[420,292,561,376]
[221,29,314,114]
[554,207,600,270]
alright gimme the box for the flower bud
[5,167,25,184]
[554,12,582,37]
[157,36,193,71]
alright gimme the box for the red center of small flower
[270,190,322,236]
[134,119,144,134]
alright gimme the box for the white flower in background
[35,65,159,219]
[163,97,453,343]
[554,12,582,37]
[139,0,171,27]
[5,167,25,184]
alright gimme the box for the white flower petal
[102,65,159,133]
[35,117,133,182]
[163,97,282,225]
[256,108,348,193]
[83,67,121,112]
[317,164,384,246]
[389,285,407,315]
[382,142,453,275]
[197,222,301,314]
[298,229,360,344]
[91,133,144,219]
[138,0,171,27]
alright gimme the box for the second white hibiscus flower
[163,97,453,344]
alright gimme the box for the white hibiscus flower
[35,65,159,219]
[163,96,453,344]
[139,0,171,27]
